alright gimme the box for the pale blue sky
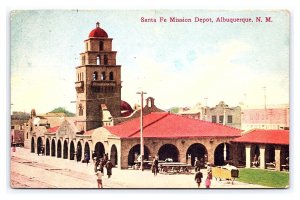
[11,10,289,113]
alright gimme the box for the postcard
[10,10,289,189]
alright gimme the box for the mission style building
[23,22,289,172]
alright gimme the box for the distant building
[178,101,241,129]
[206,101,241,129]
[11,129,24,146]
[11,111,30,130]
[177,103,203,120]
[241,105,289,131]
[11,111,30,146]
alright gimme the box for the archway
[186,143,208,166]
[128,144,150,167]
[31,137,35,153]
[37,137,43,155]
[265,144,275,163]
[45,138,50,156]
[94,142,105,160]
[281,145,289,169]
[51,139,56,156]
[214,143,232,166]
[76,141,82,162]
[63,140,68,159]
[84,142,90,161]
[110,145,118,167]
[251,144,260,167]
[236,143,246,167]
[70,141,75,160]
[158,144,179,162]
[57,140,62,158]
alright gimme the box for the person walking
[99,158,105,173]
[95,169,103,188]
[84,152,90,166]
[94,160,100,173]
[194,170,203,188]
[92,151,97,163]
[205,175,211,188]
[194,157,201,172]
[207,168,213,180]
[105,160,113,178]
[104,153,109,164]
[152,156,159,176]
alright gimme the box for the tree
[49,107,75,117]
[169,107,180,114]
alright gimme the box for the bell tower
[75,22,121,131]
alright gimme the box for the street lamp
[136,91,147,171]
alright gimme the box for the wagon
[158,162,193,174]
[211,165,239,184]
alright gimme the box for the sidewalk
[10,147,267,188]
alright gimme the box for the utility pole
[136,91,147,171]
[262,86,267,110]
[223,108,226,126]
[204,97,208,121]
[262,86,267,129]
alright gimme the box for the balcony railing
[75,81,84,88]
[91,80,116,87]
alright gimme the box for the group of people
[94,154,214,188]
[93,152,113,189]
[194,157,213,188]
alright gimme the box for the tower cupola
[89,22,108,38]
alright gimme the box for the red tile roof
[105,112,241,138]
[47,126,60,134]
[232,129,289,145]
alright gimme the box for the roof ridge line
[127,112,169,137]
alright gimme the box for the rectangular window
[82,56,85,65]
[227,115,233,123]
[212,115,217,123]
[219,115,224,123]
